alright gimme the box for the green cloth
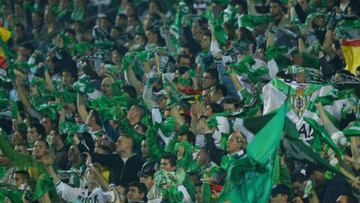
[67,164,87,187]
[71,7,85,21]
[175,141,197,173]
[146,123,164,161]
[228,55,268,82]
[223,5,237,23]
[238,87,253,106]
[56,6,71,21]
[169,0,189,50]
[201,182,214,203]
[0,188,22,203]
[35,103,60,121]
[30,77,53,102]
[122,50,154,72]
[0,131,47,174]
[161,117,177,135]
[272,154,291,188]
[73,75,95,94]
[59,121,88,145]
[33,173,57,201]
[56,87,77,104]
[219,103,288,203]
[88,94,137,122]
[162,75,183,107]
[117,119,143,146]
[198,51,213,71]
[0,167,5,179]
[265,45,292,70]
[75,42,94,55]
[239,109,340,174]
[343,121,360,136]
[304,117,344,159]
[203,8,227,46]
[0,90,7,109]
[220,153,242,172]
[183,176,196,201]
[0,131,59,201]
[238,15,270,30]
[154,169,186,202]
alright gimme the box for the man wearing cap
[138,162,157,190]
[137,162,158,201]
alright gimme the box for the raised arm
[0,129,45,173]
[216,61,239,99]
[76,93,89,122]
[247,0,261,16]
[229,69,242,92]
[163,27,176,54]
[315,103,332,126]
[170,105,185,129]
[85,153,109,191]
[42,153,60,184]
[323,30,335,58]
[125,63,143,96]
[143,77,156,110]
[13,74,32,111]
[43,67,54,91]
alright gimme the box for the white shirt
[147,185,192,203]
[56,181,115,203]
[232,149,245,157]
[212,116,230,148]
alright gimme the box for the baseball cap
[271,184,291,198]
[137,162,157,177]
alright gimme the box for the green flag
[170,1,189,50]
[73,75,95,94]
[0,188,22,203]
[343,121,360,136]
[238,111,340,174]
[203,7,228,46]
[219,103,287,203]
[228,55,269,82]
[223,104,342,202]
[238,15,270,30]
[265,45,292,70]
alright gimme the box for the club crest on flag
[290,86,309,117]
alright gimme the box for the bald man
[221,131,247,170]
[226,131,247,155]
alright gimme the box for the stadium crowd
[0,0,360,202]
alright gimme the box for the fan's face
[313,16,326,28]
[178,57,191,67]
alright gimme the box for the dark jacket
[78,143,144,186]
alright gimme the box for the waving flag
[219,103,287,203]
[342,39,360,75]
[0,22,11,79]
[262,79,330,142]
[0,24,11,69]
[220,104,340,203]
